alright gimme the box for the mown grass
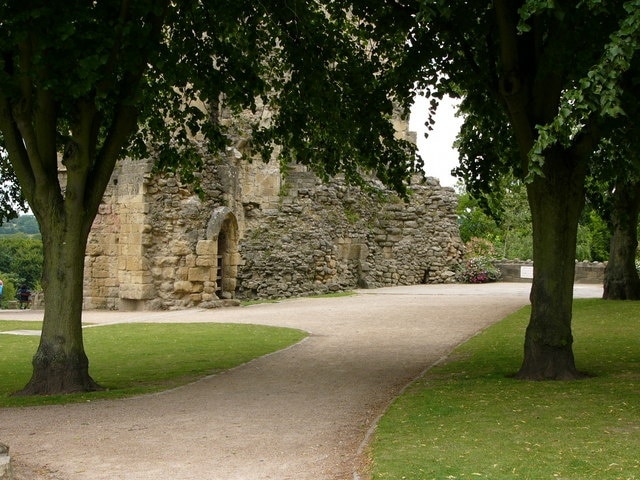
[0,321,306,407]
[371,299,640,480]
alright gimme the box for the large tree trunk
[603,179,640,300]
[13,212,102,395]
[6,100,140,396]
[514,150,589,380]
[0,3,165,396]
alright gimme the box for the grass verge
[240,290,355,306]
[0,321,306,408]
[370,299,640,480]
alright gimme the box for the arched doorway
[207,207,239,299]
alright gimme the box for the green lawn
[0,321,306,407]
[371,299,640,480]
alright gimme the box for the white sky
[409,95,463,187]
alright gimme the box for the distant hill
[0,215,41,236]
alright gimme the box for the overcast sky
[409,95,462,188]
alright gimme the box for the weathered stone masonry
[238,170,462,299]
[84,128,464,310]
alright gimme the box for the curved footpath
[0,283,601,480]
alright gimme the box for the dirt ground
[0,283,602,480]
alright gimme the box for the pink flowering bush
[457,257,502,283]
[458,257,500,283]
[456,238,502,284]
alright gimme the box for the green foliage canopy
[0,1,420,223]
[0,234,42,287]
[434,1,640,193]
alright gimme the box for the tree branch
[34,85,59,179]
[95,0,132,97]
[83,0,171,229]
[0,95,34,197]
[12,33,63,203]
[493,0,536,169]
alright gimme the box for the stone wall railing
[495,261,605,284]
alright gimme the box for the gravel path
[0,283,601,480]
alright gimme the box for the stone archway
[207,207,239,299]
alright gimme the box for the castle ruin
[83,114,464,310]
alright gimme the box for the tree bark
[2,2,171,396]
[603,179,640,300]
[514,150,589,380]
[13,212,103,395]
[493,1,600,380]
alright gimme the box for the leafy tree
[0,235,43,287]
[588,140,640,299]
[404,1,640,379]
[456,191,500,244]
[14,214,40,235]
[604,179,640,299]
[585,59,640,300]
[0,214,40,235]
[0,2,418,395]
[606,183,640,299]
[493,181,532,260]
[458,178,609,262]
[0,273,16,308]
[456,180,533,260]
[576,206,610,263]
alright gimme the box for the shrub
[457,257,502,284]
[457,238,502,284]
[464,237,496,258]
[0,274,17,308]
[0,235,43,287]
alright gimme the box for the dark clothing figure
[17,285,31,309]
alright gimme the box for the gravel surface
[0,283,601,480]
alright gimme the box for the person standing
[17,284,31,309]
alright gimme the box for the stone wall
[84,158,156,310]
[83,109,464,310]
[495,260,605,284]
[237,170,462,299]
